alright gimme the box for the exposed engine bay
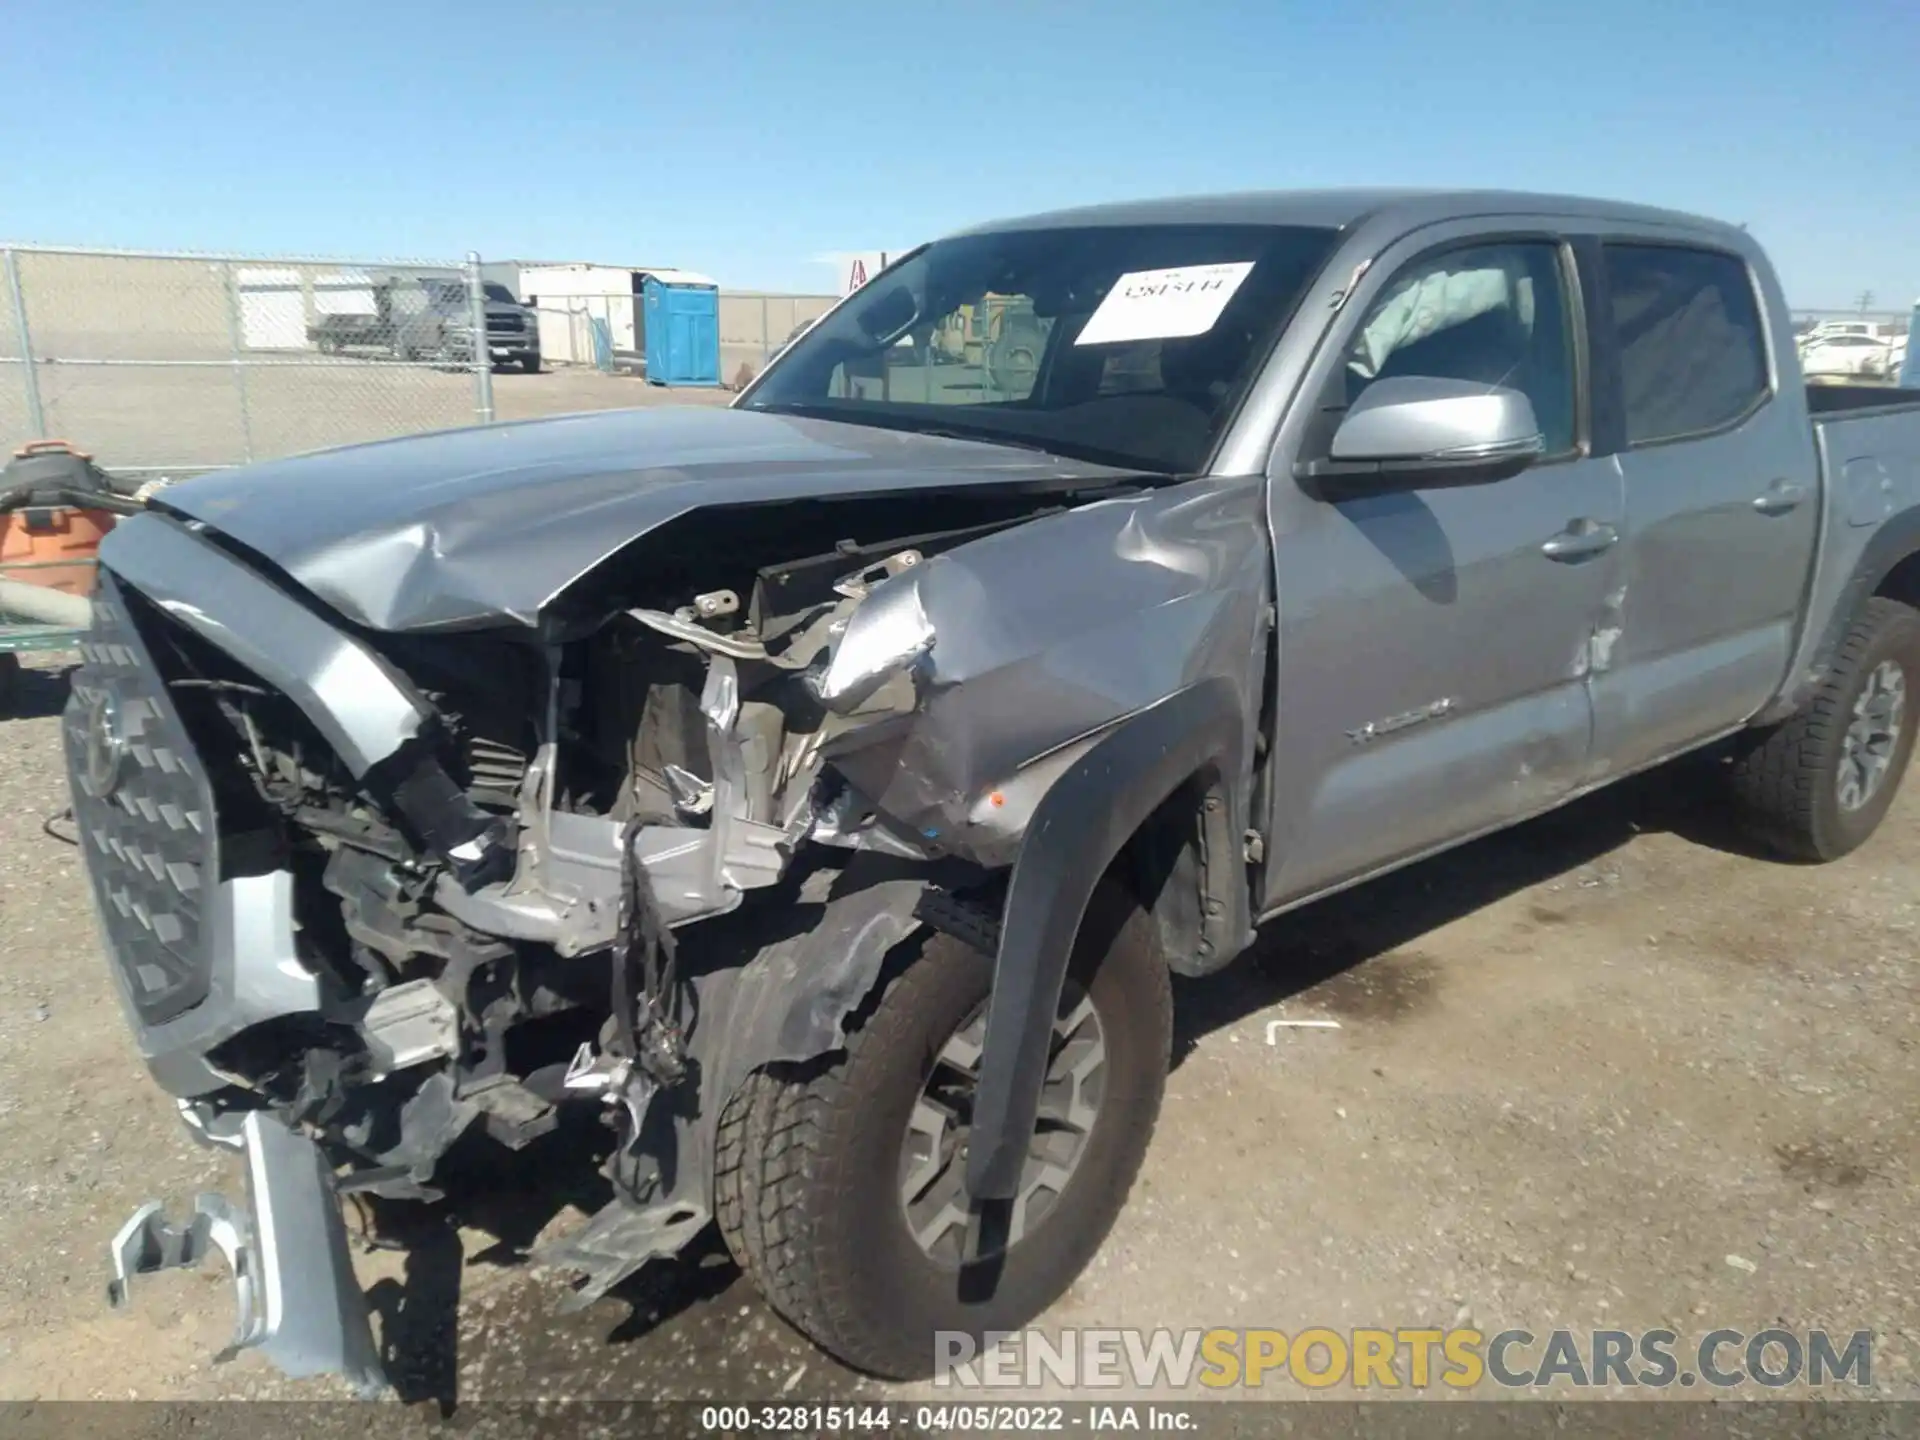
[155,493,1076,1204]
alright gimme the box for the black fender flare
[1776,502,1920,721]
[964,677,1249,1203]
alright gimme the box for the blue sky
[3,0,1915,308]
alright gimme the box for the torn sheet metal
[107,1111,385,1396]
[534,1199,709,1312]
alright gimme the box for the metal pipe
[0,577,91,627]
[466,251,494,425]
[4,248,47,435]
[222,262,255,462]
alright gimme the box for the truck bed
[1771,387,1920,717]
[1804,383,1920,417]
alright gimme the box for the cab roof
[956,188,1744,243]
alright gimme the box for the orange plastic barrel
[0,440,120,597]
[0,505,116,596]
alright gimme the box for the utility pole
[1857,290,1875,315]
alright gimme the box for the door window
[1343,240,1578,458]
[1601,244,1768,446]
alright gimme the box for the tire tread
[1727,596,1919,860]
[717,952,960,1371]
[713,894,1170,1378]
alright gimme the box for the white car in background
[1801,319,1887,344]
[1800,331,1894,380]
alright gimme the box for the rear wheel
[714,879,1170,1378]
[1726,596,1920,860]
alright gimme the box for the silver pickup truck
[70,189,1920,1390]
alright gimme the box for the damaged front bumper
[106,1109,385,1396]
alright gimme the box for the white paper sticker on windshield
[1074,262,1255,346]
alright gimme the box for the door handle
[1753,480,1809,516]
[1540,519,1619,562]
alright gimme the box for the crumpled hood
[159,406,1130,632]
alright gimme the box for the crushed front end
[66,514,930,1388]
[66,442,1267,1390]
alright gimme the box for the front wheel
[714,879,1170,1378]
[1726,595,1920,860]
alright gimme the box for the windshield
[483,282,518,304]
[741,223,1339,473]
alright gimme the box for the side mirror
[1297,376,1546,493]
[857,285,920,345]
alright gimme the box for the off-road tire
[1726,596,1920,861]
[713,879,1171,1378]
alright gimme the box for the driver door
[1262,231,1625,904]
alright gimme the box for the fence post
[466,251,494,424]
[761,294,770,370]
[4,248,47,437]
[221,262,256,462]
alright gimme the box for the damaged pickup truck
[73,191,1920,1390]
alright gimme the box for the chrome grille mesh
[62,572,219,1025]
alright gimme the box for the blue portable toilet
[640,270,721,386]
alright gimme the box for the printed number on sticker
[1075,262,1255,346]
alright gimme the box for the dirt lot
[0,654,1916,1408]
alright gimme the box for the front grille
[62,572,219,1026]
[487,313,523,334]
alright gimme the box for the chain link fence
[0,255,28,460]
[720,291,842,389]
[0,249,843,472]
[0,245,498,474]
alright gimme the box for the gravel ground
[0,654,1915,1411]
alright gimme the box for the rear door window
[1601,244,1769,446]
